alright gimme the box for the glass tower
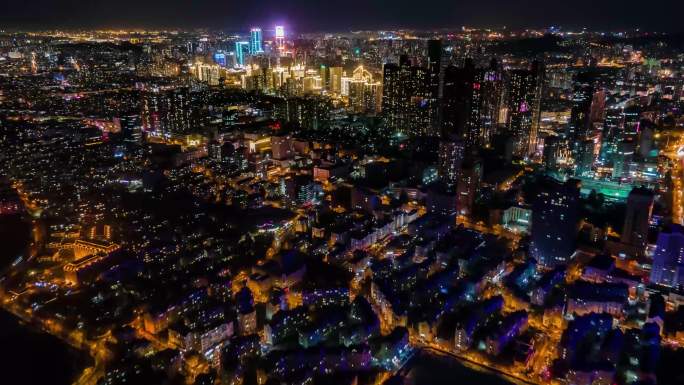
[250,28,263,54]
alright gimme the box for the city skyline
[2,8,684,385]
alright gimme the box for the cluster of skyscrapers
[4,25,684,385]
[233,26,282,67]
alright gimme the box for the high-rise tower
[275,26,285,50]
[505,61,544,158]
[427,39,443,135]
[250,27,263,54]
[621,187,654,252]
[381,55,431,137]
[235,41,250,67]
[530,178,580,268]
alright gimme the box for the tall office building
[213,52,227,67]
[456,158,482,218]
[275,26,285,50]
[427,39,443,135]
[140,88,193,135]
[612,140,635,180]
[441,59,503,148]
[505,61,544,157]
[575,139,595,176]
[530,178,581,268]
[329,66,343,95]
[589,88,607,126]
[381,55,431,137]
[638,124,655,158]
[250,27,263,54]
[413,64,432,136]
[441,60,476,143]
[621,187,654,251]
[192,63,221,86]
[346,66,381,114]
[364,82,382,114]
[427,40,442,90]
[476,59,505,147]
[319,65,329,90]
[622,106,641,139]
[543,135,563,170]
[382,61,403,132]
[650,225,684,288]
[276,96,331,131]
[235,41,250,67]
[600,103,625,162]
[568,84,594,141]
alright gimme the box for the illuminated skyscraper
[622,106,641,138]
[382,60,406,133]
[568,84,594,141]
[345,66,381,114]
[319,65,329,90]
[599,103,624,162]
[235,41,250,67]
[192,63,221,86]
[612,140,635,179]
[329,66,343,94]
[589,89,606,126]
[213,52,227,67]
[505,61,544,158]
[140,88,193,135]
[575,139,595,176]
[456,158,482,217]
[441,59,503,149]
[250,27,263,54]
[638,123,655,158]
[530,178,580,268]
[427,39,442,135]
[543,135,563,170]
[382,55,431,137]
[476,59,504,147]
[275,26,285,50]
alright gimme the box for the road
[662,131,684,225]
[406,346,541,385]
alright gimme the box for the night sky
[1,0,683,32]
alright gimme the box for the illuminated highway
[663,132,684,224]
[407,346,543,385]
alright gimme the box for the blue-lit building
[234,41,249,67]
[650,224,684,288]
[250,27,263,54]
[213,52,227,67]
[530,178,580,268]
